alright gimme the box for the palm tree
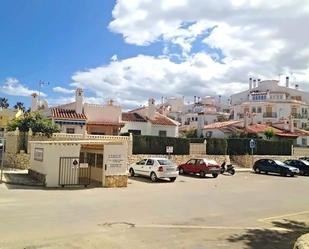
[14,102,26,112]
[0,97,9,109]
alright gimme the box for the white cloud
[71,0,309,110]
[0,78,46,97]
[53,86,75,94]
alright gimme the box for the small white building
[121,99,179,137]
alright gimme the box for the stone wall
[28,169,46,184]
[294,233,309,249]
[4,151,30,169]
[128,154,229,166]
[231,155,300,168]
[104,175,128,188]
[293,147,309,157]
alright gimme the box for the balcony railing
[263,112,277,118]
[292,113,308,119]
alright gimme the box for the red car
[178,158,221,178]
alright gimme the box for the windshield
[274,160,286,166]
[158,159,173,165]
[300,160,309,166]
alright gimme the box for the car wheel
[150,172,158,182]
[212,173,218,178]
[179,167,184,175]
[129,168,135,177]
[254,167,261,174]
[290,172,295,177]
[200,171,206,178]
[169,177,176,182]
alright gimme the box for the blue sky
[1,0,308,109]
[0,0,164,107]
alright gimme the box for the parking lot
[0,172,308,249]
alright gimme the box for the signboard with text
[34,148,44,161]
[166,146,174,154]
[104,144,127,176]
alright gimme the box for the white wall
[30,143,81,187]
[151,124,178,137]
[84,103,122,123]
[58,124,85,134]
[121,121,148,135]
[201,129,227,138]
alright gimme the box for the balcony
[292,113,308,119]
[263,112,277,118]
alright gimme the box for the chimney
[148,98,156,119]
[244,112,249,130]
[249,77,253,90]
[253,79,257,88]
[295,84,299,90]
[31,93,38,112]
[286,76,289,88]
[75,88,84,114]
[258,79,261,85]
[194,96,196,103]
[218,95,222,103]
[289,115,294,133]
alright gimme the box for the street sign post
[166,146,173,158]
[0,137,6,183]
[249,139,256,166]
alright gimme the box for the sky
[1,0,309,110]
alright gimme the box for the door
[59,157,90,187]
[135,159,147,175]
[195,159,204,173]
[269,160,280,173]
[144,159,155,176]
[186,159,196,173]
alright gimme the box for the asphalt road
[0,172,308,249]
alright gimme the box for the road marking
[258,210,309,223]
[134,224,290,232]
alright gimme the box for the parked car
[129,158,178,182]
[284,159,309,176]
[299,157,309,162]
[178,158,221,178]
[253,159,299,177]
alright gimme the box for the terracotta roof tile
[148,113,177,126]
[203,120,241,129]
[122,112,147,122]
[51,108,87,120]
[246,124,282,134]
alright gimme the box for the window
[136,159,147,165]
[96,154,103,168]
[87,153,96,167]
[302,138,307,146]
[158,159,173,165]
[257,107,262,113]
[187,159,196,165]
[146,159,154,165]
[66,128,75,134]
[205,131,213,138]
[252,107,256,113]
[159,130,167,137]
[128,129,141,135]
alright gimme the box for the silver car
[129,157,178,182]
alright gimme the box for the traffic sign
[166,146,173,154]
[249,139,256,149]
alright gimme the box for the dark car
[253,159,299,177]
[284,160,309,176]
[178,158,221,178]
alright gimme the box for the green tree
[0,97,9,109]
[14,102,26,112]
[264,128,274,140]
[7,112,60,137]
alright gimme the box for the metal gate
[59,157,91,187]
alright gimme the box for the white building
[121,98,179,137]
[231,77,309,129]
[159,96,230,133]
[31,89,123,135]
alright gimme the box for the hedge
[133,135,190,155]
[206,138,292,155]
[188,138,205,143]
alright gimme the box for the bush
[133,135,190,155]
[188,138,205,143]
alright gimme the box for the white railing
[52,133,130,141]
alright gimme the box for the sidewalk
[235,167,253,173]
